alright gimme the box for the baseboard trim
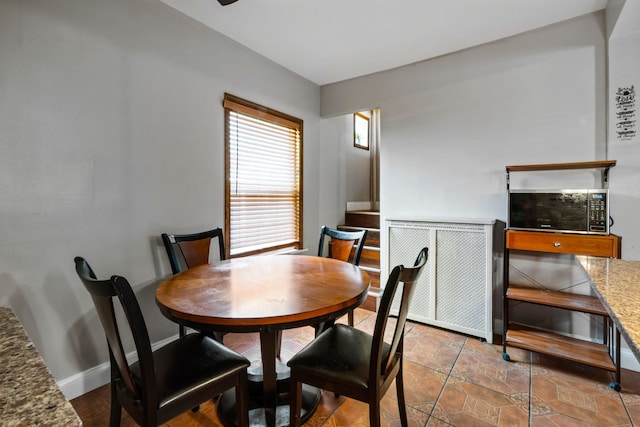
[57,335,177,400]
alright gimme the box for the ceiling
[159,0,610,86]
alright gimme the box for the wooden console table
[0,307,81,425]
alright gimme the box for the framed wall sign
[354,112,370,150]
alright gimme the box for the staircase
[339,210,381,312]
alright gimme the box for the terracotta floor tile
[71,311,640,427]
[620,396,640,427]
[385,360,448,415]
[426,416,455,426]
[407,322,468,346]
[452,340,530,396]
[327,398,371,427]
[468,334,530,362]
[403,326,466,375]
[301,390,344,427]
[432,376,529,427]
[529,412,598,427]
[531,373,629,426]
[323,394,427,427]
[378,394,429,427]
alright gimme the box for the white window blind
[224,94,302,257]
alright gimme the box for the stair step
[359,248,380,268]
[345,211,380,229]
[342,210,381,313]
[338,225,380,248]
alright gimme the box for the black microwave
[508,189,609,235]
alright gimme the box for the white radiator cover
[386,219,502,342]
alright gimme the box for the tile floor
[71,308,640,426]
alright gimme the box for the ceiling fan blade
[218,0,238,5]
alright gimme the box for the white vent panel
[435,228,487,334]
[386,219,495,341]
[388,225,432,322]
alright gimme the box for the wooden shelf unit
[503,161,621,391]
[503,230,621,389]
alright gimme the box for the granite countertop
[0,307,82,426]
[578,256,640,363]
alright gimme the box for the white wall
[0,0,329,396]
[320,11,640,370]
[320,114,371,224]
[317,116,347,228]
[608,22,640,259]
[345,114,372,204]
[322,12,607,224]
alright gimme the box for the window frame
[354,112,370,150]
[223,93,303,258]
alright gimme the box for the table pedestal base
[217,383,320,427]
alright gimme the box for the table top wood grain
[155,254,370,332]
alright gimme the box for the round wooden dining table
[155,254,370,427]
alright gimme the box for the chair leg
[369,399,382,427]
[109,384,122,427]
[348,309,354,326]
[235,372,250,427]
[289,376,303,427]
[275,330,283,358]
[396,363,409,427]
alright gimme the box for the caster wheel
[502,353,510,361]
[610,382,621,392]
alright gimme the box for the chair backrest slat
[371,247,428,377]
[162,228,225,275]
[328,238,356,262]
[318,225,367,266]
[177,238,211,267]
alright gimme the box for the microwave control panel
[588,191,608,233]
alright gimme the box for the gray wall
[0,0,331,396]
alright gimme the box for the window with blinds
[224,94,303,257]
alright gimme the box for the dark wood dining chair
[74,257,250,427]
[161,227,225,275]
[161,227,225,339]
[318,225,368,326]
[287,247,429,427]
